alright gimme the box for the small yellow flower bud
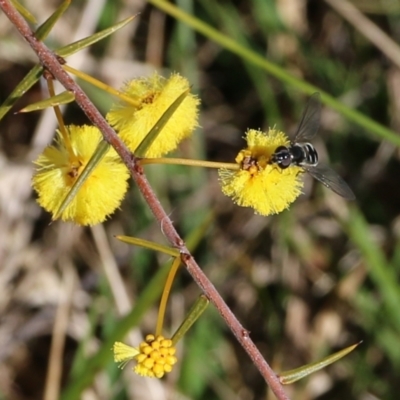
[145,334,155,342]
[153,364,165,378]
[143,358,155,369]
[142,345,153,355]
[163,364,172,373]
[159,348,169,356]
[136,353,147,363]
[161,339,172,347]
[151,341,161,350]
[166,355,178,365]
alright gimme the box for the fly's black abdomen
[303,143,318,166]
[292,143,318,167]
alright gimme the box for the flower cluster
[219,128,304,216]
[32,68,306,224]
[32,73,199,225]
[32,67,309,380]
[114,334,177,379]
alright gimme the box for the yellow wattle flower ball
[32,125,129,225]
[106,72,199,157]
[219,128,304,216]
[113,335,177,379]
[134,334,177,378]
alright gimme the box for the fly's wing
[304,164,355,200]
[294,92,322,142]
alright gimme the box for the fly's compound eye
[272,146,292,169]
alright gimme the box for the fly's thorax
[271,145,292,169]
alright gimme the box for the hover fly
[271,93,355,200]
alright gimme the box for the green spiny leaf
[279,342,361,384]
[53,140,110,222]
[116,236,180,257]
[35,0,71,40]
[135,89,189,157]
[19,91,75,112]
[57,15,135,58]
[0,65,43,122]
[11,0,37,24]
[172,295,210,345]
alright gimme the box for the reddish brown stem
[0,2,289,399]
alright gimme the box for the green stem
[139,157,239,170]
[116,236,179,257]
[156,257,181,336]
[63,64,141,107]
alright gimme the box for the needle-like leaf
[279,342,361,384]
[19,91,75,112]
[134,90,189,157]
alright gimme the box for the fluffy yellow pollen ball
[219,128,304,216]
[32,125,129,225]
[106,72,200,158]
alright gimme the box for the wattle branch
[0,1,289,399]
